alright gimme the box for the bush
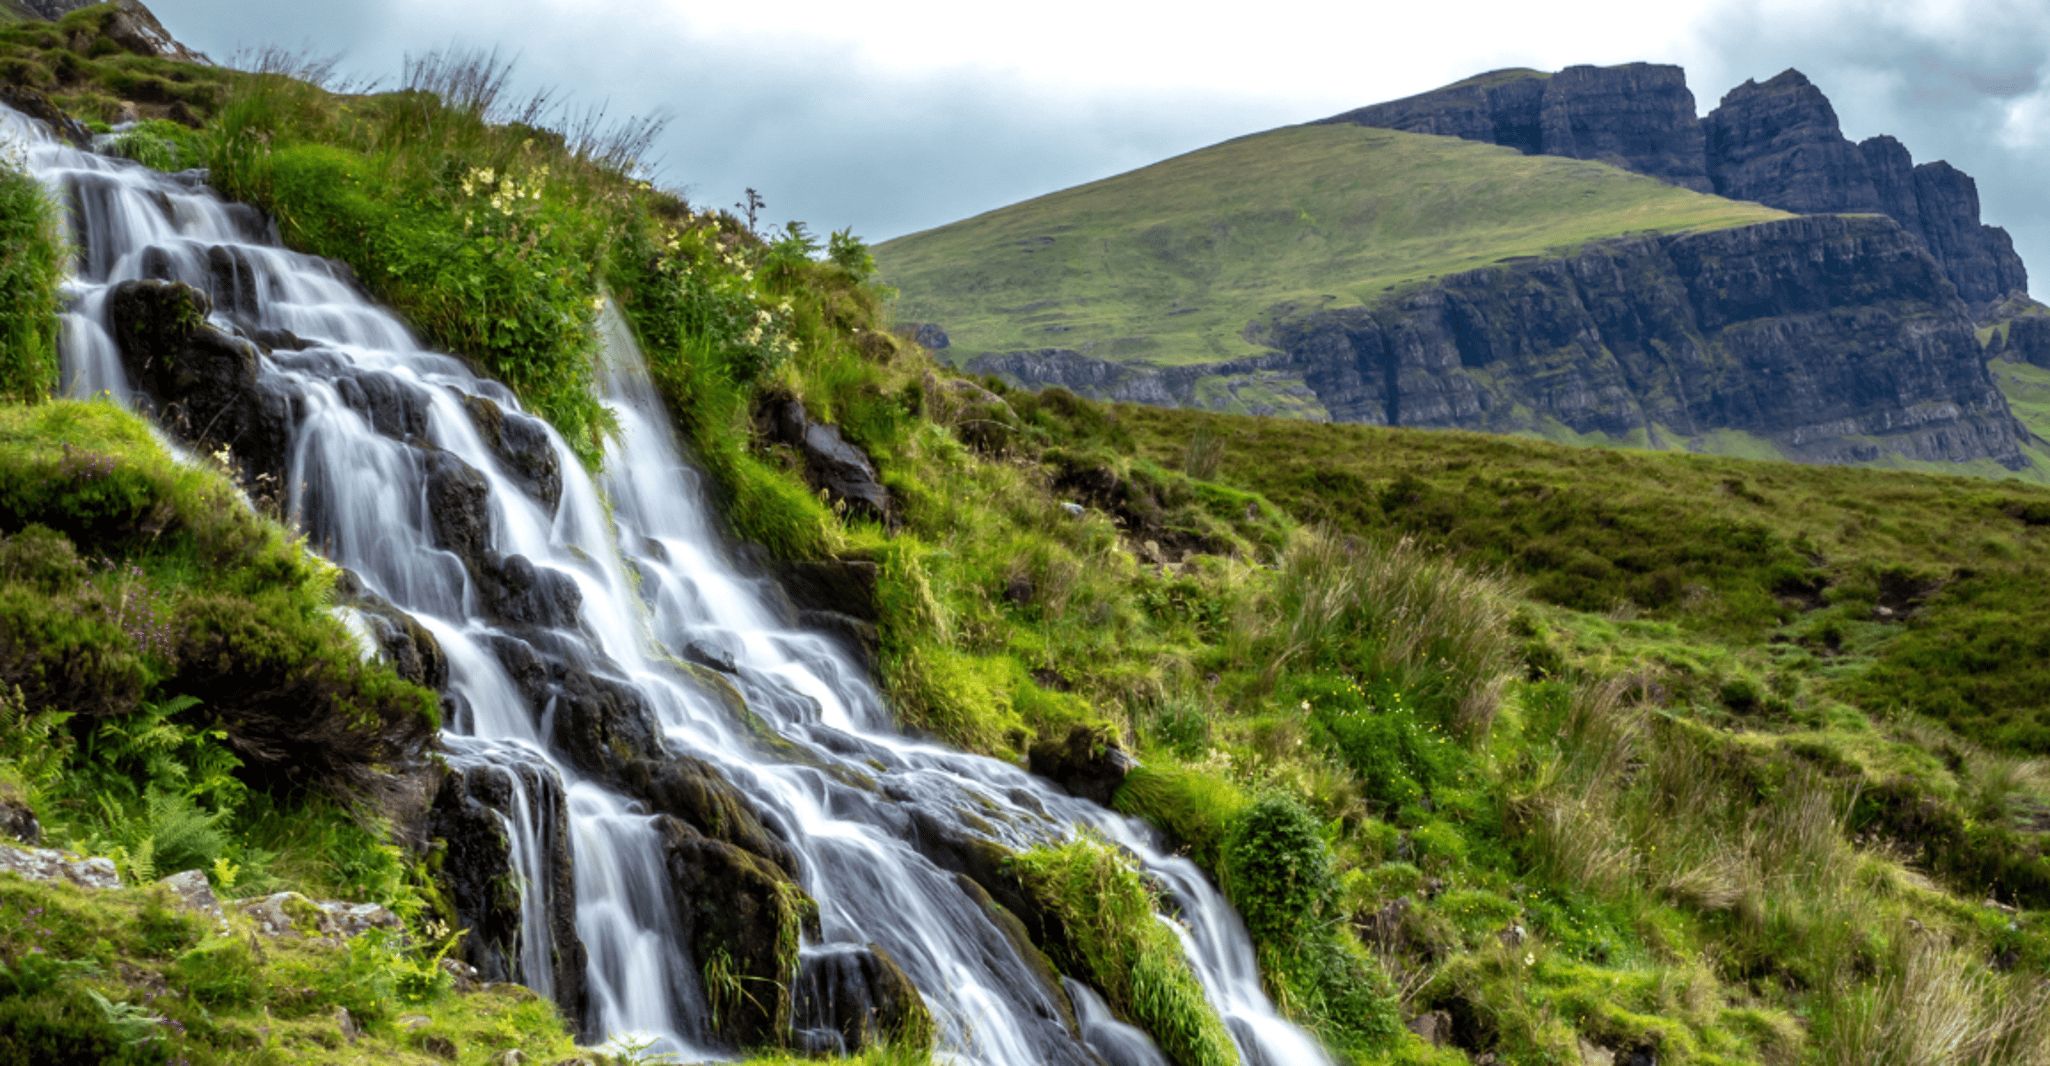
[1223,795,1333,944]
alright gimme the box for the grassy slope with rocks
[873,123,1788,372]
[4,6,2050,1065]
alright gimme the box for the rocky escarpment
[1324,66,2028,310]
[1267,214,2030,468]
[1319,64,1713,191]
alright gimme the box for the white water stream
[4,104,1330,1066]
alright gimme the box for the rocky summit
[1327,65,2028,310]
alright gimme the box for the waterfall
[3,104,1331,1066]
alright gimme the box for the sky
[142,0,2050,293]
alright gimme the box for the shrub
[1223,795,1333,945]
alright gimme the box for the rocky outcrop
[429,759,589,1028]
[656,816,818,1048]
[1325,65,2029,311]
[756,395,893,526]
[19,0,208,64]
[1702,70,1882,214]
[964,348,1296,410]
[1028,725,1135,807]
[1268,215,2029,468]
[792,943,935,1055]
[1318,64,1711,191]
[106,279,293,488]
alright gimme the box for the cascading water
[4,103,1332,1066]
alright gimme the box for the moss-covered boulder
[792,942,934,1054]
[1028,723,1135,806]
[656,815,817,1048]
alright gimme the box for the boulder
[1028,725,1135,806]
[157,869,222,924]
[656,817,817,1047]
[428,758,589,1028]
[621,755,800,880]
[793,943,935,1054]
[757,396,893,525]
[773,559,880,622]
[0,797,40,845]
[461,394,563,514]
[106,279,292,488]
[0,844,120,889]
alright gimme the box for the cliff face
[1268,215,2028,467]
[1320,64,1712,191]
[1326,65,2028,310]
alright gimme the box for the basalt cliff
[1321,65,2028,311]
[1266,214,2029,468]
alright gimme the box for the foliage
[0,146,62,403]
[1223,794,1334,944]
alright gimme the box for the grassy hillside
[875,123,1788,367]
[8,8,2050,1065]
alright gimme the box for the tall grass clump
[0,147,62,403]
[1258,528,1515,737]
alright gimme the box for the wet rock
[158,869,223,924]
[333,368,433,441]
[106,278,293,487]
[475,552,583,630]
[793,942,935,1054]
[0,844,120,889]
[428,758,588,1028]
[679,637,738,674]
[773,559,881,623]
[797,609,879,672]
[1028,725,1135,806]
[622,754,800,880]
[656,816,817,1047]
[461,394,563,513]
[425,450,494,565]
[0,85,90,146]
[335,580,449,692]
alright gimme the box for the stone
[335,1006,362,1045]
[1408,1010,1454,1047]
[157,869,223,924]
[1027,725,1136,806]
[1703,70,1881,214]
[0,85,90,146]
[424,449,494,566]
[1579,1038,1616,1066]
[656,817,817,1047]
[106,279,293,489]
[793,942,936,1053]
[756,395,894,525]
[489,1050,529,1066]
[418,1034,458,1060]
[428,757,588,1027]
[0,798,40,845]
[773,559,881,623]
[0,844,120,890]
[461,394,564,514]
[904,322,951,350]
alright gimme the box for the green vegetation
[4,11,2050,1065]
[0,5,231,125]
[875,123,1788,367]
[1009,836,1240,1066]
[0,149,61,403]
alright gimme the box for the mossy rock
[656,816,817,1048]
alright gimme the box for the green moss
[1008,836,1239,1066]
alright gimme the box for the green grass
[0,149,62,403]
[875,123,1788,367]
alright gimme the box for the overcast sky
[144,0,2050,294]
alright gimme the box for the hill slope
[878,122,1788,393]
